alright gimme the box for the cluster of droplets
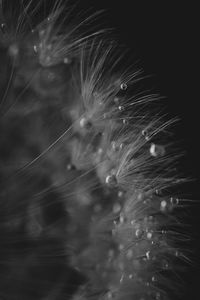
[0,2,187,300]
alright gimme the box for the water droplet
[142,129,151,141]
[155,189,161,196]
[113,203,121,213]
[160,200,168,212]
[118,190,124,197]
[150,143,165,157]
[119,143,124,150]
[146,250,151,260]
[174,250,180,257]
[135,228,144,238]
[145,281,150,287]
[107,291,113,299]
[9,44,19,58]
[120,83,128,90]
[111,141,117,151]
[47,71,55,81]
[128,274,133,280]
[1,23,6,34]
[118,244,124,251]
[66,163,75,171]
[151,275,157,282]
[126,249,133,259]
[79,117,92,129]
[119,214,125,224]
[170,197,179,206]
[161,259,169,270]
[108,249,115,258]
[122,118,129,125]
[120,274,124,283]
[114,98,120,107]
[105,174,117,187]
[161,229,167,235]
[147,231,153,240]
[155,292,161,300]
[118,105,124,111]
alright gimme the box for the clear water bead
[122,118,129,125]
[118,105,125,111]
[160,200,168,212]
[33,45,38,53]
[120,83,128,90]
[114,97,120,104]
[147,231,153,240]
[113,203,121,213]
[170,197,179,206]
[142,129,150,141]
[105,174,117,187]
[155,292,161,300]
[79,117,92,129]
[146,250,151,260]
[135,228,144,238]
[126,249,133,259]
[150,143,165,157]
[162,259,169,270]
[1,23,6,34]
[118,190,124,198]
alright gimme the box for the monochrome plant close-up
[0,1,199,300]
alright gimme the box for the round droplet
[146,250,151,260]
[160,200,168,212]
[161,229,167,235]
[155,292,161,300]
[142,129,151,141]
[170,197,179,206]
[120,274,124,283]
[79,117,92,129]
[120,83,128,90]
[147,231,153,240]
[119,214,125,224]
[122,118,129,125]
[118,105,124,111]
[105,174,117,187]
[155,189,161,196]
[119,143,124,150]
[135,228,144,238]
[1,23,6,34]
[118,244,124,253]
[150,143,165,157]
[118,190,124,198]
[108,249,115,258]
[47,71,55,81]
[111,141,117,151]
[33,45,38,53]
[113,203,121,214]
[151,275,157,282]
[126,249,133,259]
[161,259,169,270]
[114,97,120,104]
[66,163,75,171]
[107,291,113,299]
